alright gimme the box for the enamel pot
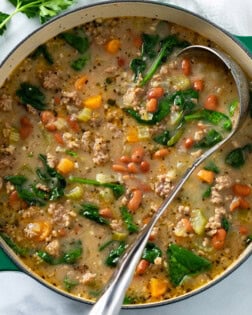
[0,0,252,309]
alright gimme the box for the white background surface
[0,1,252,314]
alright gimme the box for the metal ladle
[88,45,250,315]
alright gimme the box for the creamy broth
[0,17,251,304]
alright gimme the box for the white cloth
[162,0,252,35]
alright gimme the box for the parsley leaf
[0,12,10,35]
[0,0,75,36]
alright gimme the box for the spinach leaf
[142,242,162,263]
[141,33,159,59]
[5,154,66,206]
[184,109,232,131]
[120,206,138,233]
[69,176,125,199]
[229,99,239,117]
[37,154,66,200]
[130,58,146,81]
[221,217,230,232]
[37,240,82,265]
[105,241,127,267]
[153,130,170,145]
[0,233,29,257]
[60,32,89,54]
[5,175,47,206]
[225,144,252,168]
[167,244,212,286]
[30,44,54,64]
[202,185,212,199]
[71,55,89,71]
[16,82,46,110]
[125,89,198,126]
[194,129,222,148]
[79,203,109,225]
[140,35,189,86]
[63,276,79,291]
[204,161,220,173]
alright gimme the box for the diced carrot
[74,75,88,90]
[153,148,170,159]
[184,137,194,149]
[204,94,218,110]
[197,169,215,184]
[54,132,64,145]
[193,79,204,91]
[105,39,121,54]
[147,87,164,100]
[8,190,27,210]
[149,278,168,298]
[19,116,33,139]
[83,95,102,109]
[146,98,158,113]
[239,225,249,235]
[181,58,191,76]
[136,259,150,275]
[57,158,75,174]
[211,228,227,250]
[99,207,113,219]
[232,183,251,197]
[126,126,139,143]
[67,115,81,132]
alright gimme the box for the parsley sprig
[0,0,75,35]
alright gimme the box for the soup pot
[0,0,252,309]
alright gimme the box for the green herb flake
[79,203,109,225]
[16,82,46,111]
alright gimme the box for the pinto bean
[140,160,150,173]
[112,164,129,173]
[181,58,191,76]
[147,87,164,100]
[131,147,144,163]
[127,162,139,173]
[153,148,170,159]
[127,189,143,212]
[120,155,132,163]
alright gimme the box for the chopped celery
[77,108,92,122]
[65,185,84,199]
[190,209,207,235]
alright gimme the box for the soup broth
[0,17,251,304]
